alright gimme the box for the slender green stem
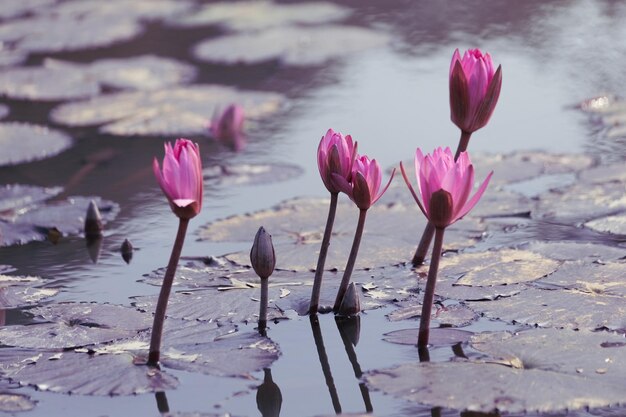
[310,315,342,413]
[417,227,445,348]
[148,218,189,367]
[411,130,472,266]
[259,277,269,332]
[333,209,368,313]
[309,192,339,315]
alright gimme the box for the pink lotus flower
[209,104,245,151]
[449,48,502,133]
[400,147,492,228]
[153,138,203,219]
[317,128,358,194]
[334,155,395,210]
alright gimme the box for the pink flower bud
[210,104,245,152]
[401,147,492,228]
[153,138,203,219]
[449,48,502,133]
[333,154,395,211]
[317,128,357,194]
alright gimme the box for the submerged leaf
[0,123,72,167]
[193,26,389,66]
[383,327,473,346]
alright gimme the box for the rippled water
[1,0,625,416]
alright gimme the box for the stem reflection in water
[257,368,282,417]
[309,314,342,414]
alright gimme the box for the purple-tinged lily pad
[0,285,57,309]
[0,266,16,274]
[467,288,626,331]
[438,249,559,287]
[50,85,284,137]
[0,302,152,349]
[0,184,63,213]
[169,1,351,31]
[139,257,243,289]
[585,213,626,235]
[200,197,483,271]
[365,360,625,413]
[383,327,473,346]
[0,56,197,101]
[0,123,72,167]
[0,0,55,19]
[537,261,626,297]
[193,25,390,66]
[387,303,477,327]
[204,163,304,187]
[520,241,626,262]
[580,163,626,185]
[0,390,36,412]
[0,349,179,396]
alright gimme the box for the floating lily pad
[521,241,626,262]
[585,213,626,235]
[533,182,626,222]
[0,285,57,309]
[365,360,625,413]
[387,303,477,327]
[199,197,483,271]
[139,258,244,289]
[504,173,577,199]
[580,163,626,185]
[438,249,559,287]
[0,0,55,19]
[0,0,193,53]
[383,328,473,346]
[170,1,351,31]
[0,184,63,213]
[0,302,152,349]
[0,56,196,101]
[0,349,179,396]
[579,95,626,139]
[193,25,390,66]
[537,261,626,297]
[467,288,626,331]
[0,392,36,412]
[204,163,304,187]
[467,190,533,219]
[0,123,72,167]
[50,85,284,137]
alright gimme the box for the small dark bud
[250,227,275,279]
[84,200,103,239]
[121,239,133,264]
[47,227,62,245]
[337,282,361,316]
[429,189,454,229]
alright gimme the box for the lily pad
[0,349,179,396]
[383,328,473,346]
[0,56,197,101]
[438,249,559,287]
[139,258,244,289]
[193,25,390,66]
[0,184,63,213]
[0,0,55,19]
[585,213,626,235]
[521,241,626,262]
[204,163,304,187]
[467,288,626,331]
[199,197,483,271]
[537,261,626,297]
[0,302,152,349]
[365,360,625,413]
[50,85,284,137]
[0,391,36,412]
[580,163,626,185]
[0,123,72,167]
[170,1,351,31]
[387,303,477,327]
[0,285,57,309]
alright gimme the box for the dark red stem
[333,209,367,312]
[417,227,445,348]
[309,192,338,314]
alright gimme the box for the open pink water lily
[317,128,357,194]
[209,103,245,151]
[400,147,492,228]
[450,48,502,134]
[334,154,395,210]
[153,138,203,219]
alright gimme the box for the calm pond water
[0,0,625,416]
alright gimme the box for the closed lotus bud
[429,189,454,229]
[337,282,361,316]
[84,200,103,239]
[250,227,275,279]
[121,239,133,264]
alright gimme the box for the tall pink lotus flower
[309,128,357,314]
[400,147,492,350]
[153,138,203,220]
[333,155,395,211]
[449,48,502,134]
[210,104,245,151]
[401,147,492,228]
[332,154,395,313]
[317,128,357,194]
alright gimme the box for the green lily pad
[169,1,351,31]
[50,85,284,137]
[193,25,389,66]
[0,123,72,167]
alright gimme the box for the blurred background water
[0,0,625,416]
